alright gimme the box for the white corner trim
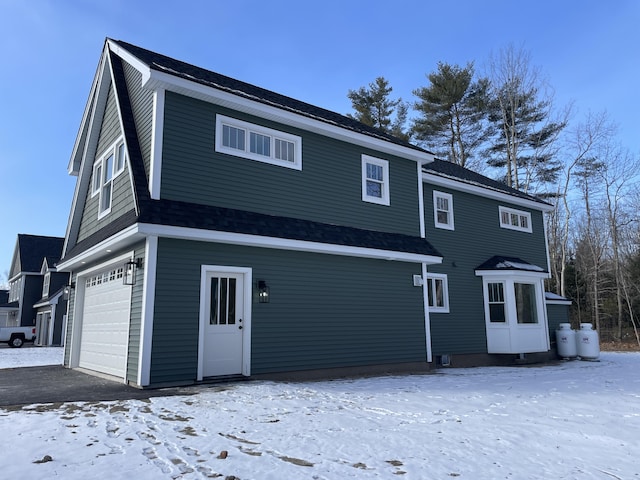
[149,89,165,199]
[422,263,433,363]
[417,162,426,238]
[138,236,158,386]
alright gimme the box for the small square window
[361,155,390,206]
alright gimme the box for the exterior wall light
[123,259,142,286]
[257,280,270,303]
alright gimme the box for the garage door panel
[79,266,131,379]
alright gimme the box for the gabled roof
[423,159,552,210]
[108,39,429,156]
[11,235,64,275]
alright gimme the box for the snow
[1,348,639,479]
[495,260,546,272]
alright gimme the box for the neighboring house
[7,234,66,334]
[58,39,562,388]
[33,257,70,346]
[0,290,16,327]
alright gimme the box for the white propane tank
[555,323,577,359]
[576,323,600,360]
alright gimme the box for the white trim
[149,89,165,199]
[198,265,252,380]
[215,114,302,170]
[433,191,454,231]
[417,162,426,238]
[57,222,442,272]
[422,263,433,363]
[138,236,158,386]
[499,206,533,233]
[57,224,142,271]
[425,272,450,313]
[138,223,442,265]
[423,172,553,212]
[361,155,390,206]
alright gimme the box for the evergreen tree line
[348,45,640,345]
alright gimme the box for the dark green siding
[160,92,421,236]
[77,83,137,242]
[126,243,146,383]
[547,303,571,344]
[122,60,154,178]
[151,238,426,384]
[424,183,549,355]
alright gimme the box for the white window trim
[93,137,127,219]
[215,114,302,170]
[477,271,547,326]
[426,273,449,313]
[433,191,454,230]
[42,272,51,297]
[361,155,390,206]
[499,206,532,233]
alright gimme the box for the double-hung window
[361,155,390,205]
[92,138,127,218]
[42,272,51,297]
[499,206,532,233]
[426,273,449,313]
[433,191,454,230]
[215,115,302,170]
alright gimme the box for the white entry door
[202,272,245,377]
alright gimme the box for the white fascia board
[138,223,442,265]
[138,67,434,164]
[107,40,151,84]
[474,269,550,279]
[423,172,554,212]
[56,224,143,272]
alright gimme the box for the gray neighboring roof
[423,159,552,207]
[15,235,65,272]
[109,39,430,155]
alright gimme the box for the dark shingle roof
[109,39,428,155]
[139,199,441,258]
[16,235,64,272]
[475,255,547,273]
[423,159,551,206]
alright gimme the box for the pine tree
[485,45,566,193]
[347,77,410,141]
[412,62,490,168]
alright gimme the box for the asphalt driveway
[0,365,194,408]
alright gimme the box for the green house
[58,40,559,388]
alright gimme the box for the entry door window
[515,283,538,324]
[210,277,237,325]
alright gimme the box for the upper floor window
[215,115,302,170]
[9,277,21,303]
[426,273,449,313]
[92,138,127,218]
[42,272,51,297]
[433,191,454,230]
[361,155,390,206]
[499,206,532,233]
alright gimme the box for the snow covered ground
[1,348,639,479]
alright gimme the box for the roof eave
[423,171,554,212]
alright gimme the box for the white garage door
[78,266,131,379]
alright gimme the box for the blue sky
[1,0,638,278]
